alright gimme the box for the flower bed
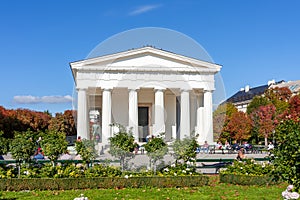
[219,159,278,185]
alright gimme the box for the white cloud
[129,4,161,16]
[13,95,73,104]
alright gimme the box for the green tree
[41,130,68,166]
[109,125,135,170]
[10,130,36,163]
[247,96,270,114]
[273,120,300,191]
[0,131,9,156]
[75,139,97,167]
[172,137,198,164]
[144,134,168,173]
[265,87,291,115]
[10,130,36,178]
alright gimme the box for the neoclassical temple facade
[70,47,221,145]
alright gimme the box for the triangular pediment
[70,47,221,78]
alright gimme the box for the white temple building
[70,46,221,145]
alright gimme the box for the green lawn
[0,176,287,200]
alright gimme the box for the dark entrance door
[138,107,149,142]
[176,97,180,140]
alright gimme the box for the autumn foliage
[0,106,76,138]
[250,104,276,145]
[223,111,252,143]
[215,86,300,145]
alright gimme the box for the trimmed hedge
[219,174,277,186]
[0,176,209,191]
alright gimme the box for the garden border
[0,176,209,191]
[219,173,277,185]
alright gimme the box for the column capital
[102,88,112,92]
[128,87,140,92]
[204,89,214,93]
[180,89,191,93]
[154,88,166,93]
[76,87,87,92]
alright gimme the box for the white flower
[124,175,129,179]
[186,161,191,165]
[288,185,294,191]
[186,168,190,171]
[129,174,132,177]
[182,170,186,173]
[74,194,89,200]
[190,158,195,161]
[189,172,192,175]
[240,167,243,169]
[282,185,300,200]
[174,173,177,176]
[164,168,169,172]
[171,163,176,168]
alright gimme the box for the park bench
[251,145,268,154]
[209,145,233,154]
[196,157,270,174]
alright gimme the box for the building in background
[70,46,221,145]
[226,80,300,112]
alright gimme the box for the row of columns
[76,88,213,144]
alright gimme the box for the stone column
[128,89,139,141]
[180,89,190,139]
[102,88,112,145]
[77,88,89,139]
[196,92,204,143]
[153,89,165,135]
[204,90,213,144]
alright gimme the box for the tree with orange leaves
[48,110,77,136]
[223,111,252,144]
[250,104,276,146]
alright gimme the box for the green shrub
[39,163,59,178]
[273,120,300,191]
[0,166,6,179]
[75,139,97,166]
[220,174,277,185]
[157,163,200,177]
[220,159,274,176]
[109,125,136,171]
[41,130,68,166]
[0,176,209,191]
[84,164,122,178]
[144,134,168,173]
[172,137,198,164]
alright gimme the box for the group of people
[197,140,232,154]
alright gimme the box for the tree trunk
[264,137,268,146]
[120,157,124,171]
[18,164,21,178]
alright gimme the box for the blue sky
[1,0,299,114]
